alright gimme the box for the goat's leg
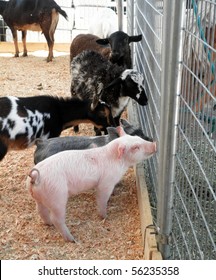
[94,127,102,136]
[0,140,8,161]
[73,126,79,133]
[10,28,19,57]
[114,116,121,126]
[41,10,59,62]
[43,30,54,62]
[22,31,28,57]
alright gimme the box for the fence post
[117,0,124,31]
[157,0,185,259]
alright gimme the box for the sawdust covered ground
[0,54,143,260]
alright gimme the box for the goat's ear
[104,77,122,91]
[90,95,99,111]
[96,38,110,47]
[116,126,126,137]
[129,34,142,43]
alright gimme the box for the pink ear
[117,144,126,159]
[116,126,126,137]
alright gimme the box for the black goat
[70,31,142,69]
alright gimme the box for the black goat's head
[89,100,116,129]
[96,31,142,68]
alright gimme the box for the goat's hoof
[46,56,53,62]
[74,126,79,133]
[22,53,28,57]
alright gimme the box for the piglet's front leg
[96,184,115,219]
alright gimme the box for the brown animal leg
[11,28,19,57]
[40,9,59,62]
[22,30,28,57]
[43,32,54,62]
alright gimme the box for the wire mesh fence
[0,15,6,42]
[173,0,216,260]
[127,0,216,259]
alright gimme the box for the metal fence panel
[172,0,216,259]
[128,0,216,259]
[127,0,163,228]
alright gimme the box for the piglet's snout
[144,141,157,155]
[152,141,157,153]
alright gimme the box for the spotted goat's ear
[91,94,100,111]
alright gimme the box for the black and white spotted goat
[71,50,148,134]
[0,95,114,161]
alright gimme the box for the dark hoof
[74,126,79,133]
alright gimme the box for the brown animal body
[70,33,111,64]
[0,0,68,62]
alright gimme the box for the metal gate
[127,0,216,259]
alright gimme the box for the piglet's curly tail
[28,168,40,185]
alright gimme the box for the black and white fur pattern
[71,50,148,133]
[0,95,114,161]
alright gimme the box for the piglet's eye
[132,145,140,151]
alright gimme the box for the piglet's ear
[116,126,126,137]
[117,144,126,159]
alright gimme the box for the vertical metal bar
[117,0,123,31]
[130,0,135,64]
[157,0,186,259]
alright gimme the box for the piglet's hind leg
[50,207,76,242]
[36,202,52,225]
